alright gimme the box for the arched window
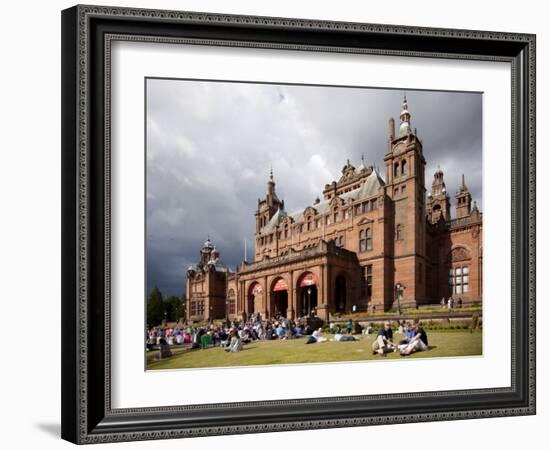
[396,224,403,240]
[359,229,366,252]
[284,225,288,239]
[394,162,399,177]
[333,208,339,223]
[366,227,373,250]
[307,216,312,231]
[401,159,408,175]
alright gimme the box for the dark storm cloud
[146,80,482,297]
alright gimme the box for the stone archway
[296,271,319,317]
[334,275,347,313]
[270,277,289,318]
[247,282,263,316]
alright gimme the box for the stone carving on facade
[449,246,471,262]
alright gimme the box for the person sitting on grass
[400,323,429,356]
[347,319,353,335]
[200,331,213,349]
[224,330,243,353]
[372,321,396,355]
[157,337,172,359]
[398,322,415,349]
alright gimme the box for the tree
[164,295,181,322]
[177,294,186,322]
[147,286,165,326]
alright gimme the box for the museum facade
[186,97,483,322]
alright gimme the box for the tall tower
[455,174,472,218]
[427,168,451,224]
[384,95,428,307]
[255,168,283,234]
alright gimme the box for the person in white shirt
[312,328,327,343]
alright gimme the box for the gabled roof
[259,169,385,233]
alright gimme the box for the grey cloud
[146,80,482,296]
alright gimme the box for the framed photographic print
[61,4,536,444]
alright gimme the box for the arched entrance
[247,282,263,316]
[271,277,289,318]
[297,272,318,317]
[335,275,347,313]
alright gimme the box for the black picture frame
[61,4,536,444]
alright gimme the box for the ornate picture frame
[61,4,536,444]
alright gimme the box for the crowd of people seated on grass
[146,315,429,358]
[371,320,429,356]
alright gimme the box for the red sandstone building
[186,98,482,322]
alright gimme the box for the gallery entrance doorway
[335,275,347,313]
[271,278,289,318]
[297,272,318,317]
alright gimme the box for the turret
[455,174,472,219]
[427,167,451,224]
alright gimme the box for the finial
[269,166,274,182]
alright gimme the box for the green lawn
[146,330,482,370]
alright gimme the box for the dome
[202,237,214,250]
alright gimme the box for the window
[316,218,321,229]
[365,265,373,297]
[394,187,399,196]
[227,290,236,315]
[333,209,339,223]
[197,301,205,316]
[359,229,366,252]
[401,185,406,193]
[325,215,331,226]
[190,301,197,315]
[371,200,378,210]
[450,266,469,295]
[394,162,399,177]
[396,224,403,240]
[337,236,344,246]
[363,202,369,213]
[344,209,350,219]
[284,225,288,239]
[401,159,408,175]
[307,217,312,231]
[355,205,361,216]
[366,227,373,250]
[299,224,304,233]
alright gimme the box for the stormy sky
[146,79,482,297]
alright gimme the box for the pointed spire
[357,153,367,172]
[460,174,468,191]
[398,94,412,137]
[269,165,274,182]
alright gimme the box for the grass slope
[147,330,482,370]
